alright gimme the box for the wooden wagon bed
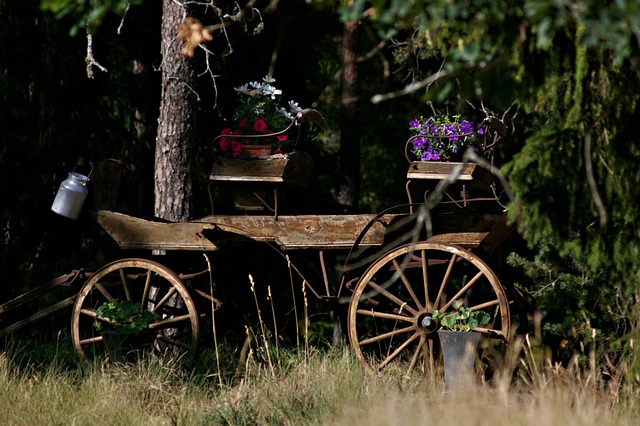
[96,209,512,252]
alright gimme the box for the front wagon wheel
[71,258,200,364]
[348,242,510,379]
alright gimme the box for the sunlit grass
[1,335,639,425]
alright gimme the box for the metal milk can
[51,172,90,220]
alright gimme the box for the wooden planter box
[407,161,493,185]
[209,151,314,212]
[209,151,313,185]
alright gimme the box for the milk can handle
[72,162,94,179]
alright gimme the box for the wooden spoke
[377,332,420,370]
[79,335,104,345]
[474,327,505,338]
[94,282,115,302]
[406,335,427,377]
[421,250,431,310]
[368,281,419,316]
[356,309,413,322]
[156,335,192,351]
[150,286,178,312]
[79,308,98,318]
[120,269,132,301]
[433,253,456,309]
[440,270,483,312]
[149,314,192,329]
[141,270,152,311]
[392,258,423,310]
[359,325,416,346]
[468,299,500,312]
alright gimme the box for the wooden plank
[427,213,510,248]
[407,161,493,184]
[426,232,488,248]
[96,210,510,252]
[96,210,391,251]
[0,295,77,337]
[210,156,287,182]
[209,151,314,185]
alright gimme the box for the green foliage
[432,301,491,332]
[93,300,159,335]
[341,0,640,65]
[507,241,630,365]
[40,0,145,35]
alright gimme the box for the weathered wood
[407,161,493,184]
[96,209,509,252]
[0,270,85,314]
[209,151,314,185]
[96,210,391,251]
[0,295,77,337]
[426,212,509,248]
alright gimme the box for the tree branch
[370,65,449,104]
[85,28,107,79]
[584,131,608,227]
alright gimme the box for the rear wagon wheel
[71,258,200,364]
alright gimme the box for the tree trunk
[154,0,196,222]
[337,15,359,209]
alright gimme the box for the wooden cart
[1,112,517,378]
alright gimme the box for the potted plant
[404,115,505,207]
[432,300,491,392]
[93,300,159,364]
[217,76,304,158]
[407,115,488,162]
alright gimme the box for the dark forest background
[2,0,640,376]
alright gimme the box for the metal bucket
[51,172,90,219]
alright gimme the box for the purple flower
[422,148,440,161]
[409,115,486,162]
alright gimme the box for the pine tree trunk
[154,0,196,222]
[337,16,359,209]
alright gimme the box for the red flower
[238,117,248,128]
[231,141,243,157]
[219,138,231,152]
[220,127,231,135]
[253,117,268,132]
[277,134,289,141]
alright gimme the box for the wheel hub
[417,312,438,334]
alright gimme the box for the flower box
[406,161,493,185]
[209,151,313,185]
[209,152,314,212]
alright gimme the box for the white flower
[288,100,303,113]
[234,83,250,93]
[262,75,276,84]
[277,106,294,120]
[261,84,282,99]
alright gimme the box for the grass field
[1,334,638,426]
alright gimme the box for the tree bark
[154,1,196,222]
[337,16,359,209]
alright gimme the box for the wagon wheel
[71,258,200,364]
[348,242,510,379]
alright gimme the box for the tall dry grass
[1,261,638,424]
[1,336,639,425]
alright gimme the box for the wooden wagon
[1,111,517,379]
